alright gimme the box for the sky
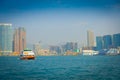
[0,0,120,48]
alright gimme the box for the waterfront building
[39,49,50,56]
[49,45,61,54]
[61,45,66,54]
[0,23,13,55]
[33,43,52,56]
[13,27,26,54]
[33,43,41,55]
[87,30,94,47]
[65,42,78,52]
[103,35,112,49]
[73,42,78,51]
[113,33,120,48]
[96,36,103,51]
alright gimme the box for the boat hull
[20,55,35,60]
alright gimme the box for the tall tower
[87,30,94,47]
[96,36,103,51]
[103,35,112,49]
[13,27,26,54]
[65,42,78,52]
[113,33,120,48]
[0,23,13,55]
[33,43,41,55]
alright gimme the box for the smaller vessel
[106,48,119,55]
[20,49,35,60]
[82,50,98,55]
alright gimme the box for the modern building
[96,36,103,51]
[103,35,112,49]
[0,23,13,55]
[61,45,66,54]
[13,27,26,54]
[33,43,53,56]
[64,42,78,52]
[87,30,94,47]
[49,45,61,54]
[33,43,41,55]
[113,33,120,48]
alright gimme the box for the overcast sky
[0,0,120,48]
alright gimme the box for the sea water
[0,55,120,80]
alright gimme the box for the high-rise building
[96,36,103,51]
[103,35,112,49]
[65,42,78,52]
[13,27,26,54]
[33,43,41,55]
[113,33,120,48]
[87,30,94,47]
[49,46,61,54]
[0,23,13,55]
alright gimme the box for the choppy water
[0,56,120,80]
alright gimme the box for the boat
[106,48,120,55]
[82,50,98,55]
[20,49,35,60]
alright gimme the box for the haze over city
[0,0,120,48]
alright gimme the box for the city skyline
[0,23,119,56]
[0,0,120,47]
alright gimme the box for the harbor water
[0,55,120,80]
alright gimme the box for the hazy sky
[0,0,120,47]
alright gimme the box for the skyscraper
[103,35,112,49]
[49,45,61,54]
[33,43,41,55]
[13,27,26,54]
[96,36,103,51]
[87,30,94,47]
[65,42,78,52]
[113,33,120,48]
[0,23,13,55]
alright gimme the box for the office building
[96,36,103,51]
[33,43,41,55]
[65,42,78,52]
[0,23,13,55]
[49,45,61,54]
[113,33,120,48]
[87,30,94,47]
[13,27,26,54]
[103,35,112,49]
